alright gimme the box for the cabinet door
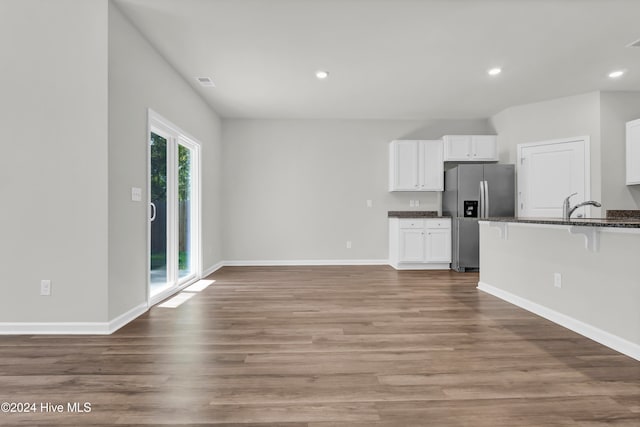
[443,135,472,161]
[399,228,425,262]
[627,119,640,185]
[419,140,444,191]
[472,135,498,161]
[425,228,451,263]
[390,140,419,191]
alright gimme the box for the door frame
[516,136,591,218]
[147,109,202,306]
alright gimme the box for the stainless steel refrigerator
[443,164,515,272]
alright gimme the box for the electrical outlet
[415,200,420,207]
[553,273,562,288]
[409,200,415,207]
[40,280,51,296]
[131,187,142,202]
[346,241,352,249]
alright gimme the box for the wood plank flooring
[0,266,638,426]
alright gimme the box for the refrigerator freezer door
[452,218,479,272]
[457,164,484,217]
[483,164,515,217]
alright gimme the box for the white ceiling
[115,0,640,119]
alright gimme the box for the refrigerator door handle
[479,181,485,218]
[484,180,490,218]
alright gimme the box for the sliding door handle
[150,202,157,222]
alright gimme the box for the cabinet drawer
[425,219,451,229]
[399,219,425,229]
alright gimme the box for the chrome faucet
[562,193,602,220]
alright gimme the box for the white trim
[223,259,390,267]
[108,302,148,333]
[202,261,225,277]
[0,322,110,335]
[148,109,201,145]
[390,263,450,270]
[0,302,148,335]
[477,281,640,361]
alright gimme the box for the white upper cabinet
[391,140,420,191]
[626,119,640,185]
[443,135,498,161]
[389,140,443,191]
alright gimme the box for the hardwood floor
[1,266,639,426]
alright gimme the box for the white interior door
[517,137,590,218]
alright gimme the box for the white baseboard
[0,302,148,335]
[477,281,640,361]
[223,259,390,267]
[390,262,450,270]
[202,261,225,277]
[0,322,111,335]
[108,302,148,333]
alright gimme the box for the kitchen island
[478,217,640,361]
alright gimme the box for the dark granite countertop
[481,217,640,228]
[388,211,449,218]
[606,210,640,219]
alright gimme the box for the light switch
[366,200,373,208]
[554,273,562,288]
[40,280,51,296]
[131,187,142,202]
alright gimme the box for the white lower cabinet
[389,218,451,269]
[425,227,451,263]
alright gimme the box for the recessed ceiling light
[488,67,502,76]
[608,70,626,79]
[316,70,329,80]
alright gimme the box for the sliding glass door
[149,111,200,304]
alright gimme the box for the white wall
[108,4,223,318]
[600,92,640,210]
[491,92,602,213]
[222,118,492,262]
[0,0,109,322]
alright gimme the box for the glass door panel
[178,144,192,280]
[150,132,169,295]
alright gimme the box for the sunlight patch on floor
[185,279,215,292]
[158,292,196,308]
